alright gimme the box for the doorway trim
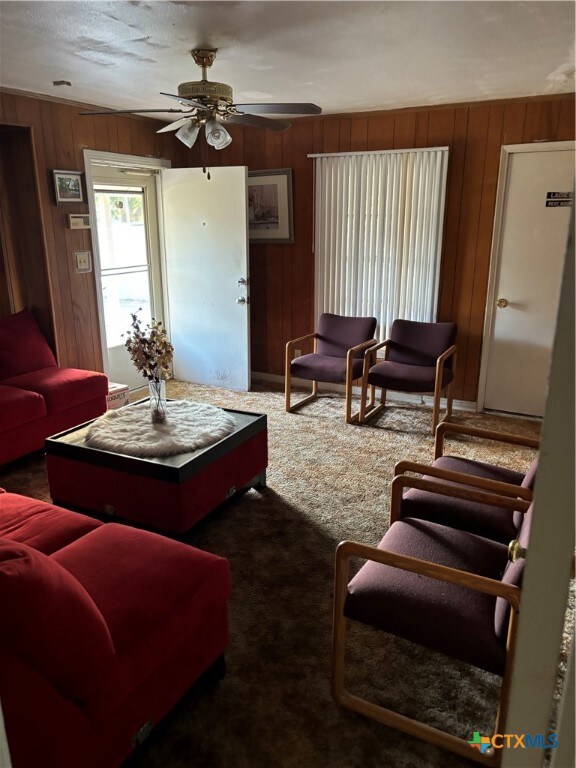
[83,150,171,377]
[476,141,574,413]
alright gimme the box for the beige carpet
[0,381,570,768]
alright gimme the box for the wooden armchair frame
[285,333,376,423]
[434,422,540,461]
[389,470,532,526]
[332,539,521,767]
[358,340,458,434]
[389,423,540,537]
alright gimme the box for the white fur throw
[85,400,237,458]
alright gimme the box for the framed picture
[247,168,293,244]
[53,170,84,203]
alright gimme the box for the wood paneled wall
[1,90,574,401]
[0,91,191,370]
[202,93,575,401]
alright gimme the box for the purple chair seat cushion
[401,456,526,543]
[290,353,364,384]
[367,361,454,393]
[345,519,509,675]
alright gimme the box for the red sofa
[0,490,232,768]
[0,309,108,465]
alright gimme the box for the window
[312,147,449,339]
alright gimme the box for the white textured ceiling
[0,1,574,121]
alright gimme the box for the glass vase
[149,377,167,424]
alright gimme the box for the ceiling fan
[81,48,321,150]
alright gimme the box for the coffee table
[45,404,267,533]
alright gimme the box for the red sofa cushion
[0,540,116,703]
[3,366,108,414]
[53,524,232,656]
[0,309,57,378]
[0,383,46,430]
[0,492,103,554]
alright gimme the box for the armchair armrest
[335,539,520,607]
[362,338,391,377]
[393,460,533,500]
[390,472,531,525]
[434,422,540,460]
[286,331,318,353]
[436,344,457,367]
[285,332,318,374]
[346,338,378,369]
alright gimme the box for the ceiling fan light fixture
[175,121,200,148]
[205,118,232,150]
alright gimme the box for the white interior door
[162,166,250,390]
[479,142,574,417]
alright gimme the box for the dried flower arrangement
[124,310,174,422]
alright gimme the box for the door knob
[508,540,527,563]
[496,298,509,308]
[236,296,247,305]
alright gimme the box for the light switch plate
[68,213,91,229]
[75,250,92,273]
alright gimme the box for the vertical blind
[312,147,449,340]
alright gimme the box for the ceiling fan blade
[80,108,190,115]
[226,114,290,130]
[156,117,195,134]
[160,92,206,110]
[233,103,321,115]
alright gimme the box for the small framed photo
[53,170,84,203]
[248,168,294,244]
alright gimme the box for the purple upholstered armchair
[332,502,532,766]
[285,313,377,423]
[391,422,540,543]
[359,319,458,434]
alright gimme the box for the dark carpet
[1,381,568,768]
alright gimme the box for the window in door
[90,167,164,389]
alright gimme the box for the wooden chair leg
[360,386,387,424]
[445,383,454,421]
[432,385,442,435]
[359,373,371,423]
[287,381,319,413]
[285,361,292,412]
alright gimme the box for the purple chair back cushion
[316,314,377,359]
[388,320,457,368]
[494,504,533,643]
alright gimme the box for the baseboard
[251,372,477,412]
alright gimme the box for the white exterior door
[162,166,250,391]
[479,142,574,417]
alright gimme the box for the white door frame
[502,218,574,767]
[83,150,171,378]
[476,141,574,412]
